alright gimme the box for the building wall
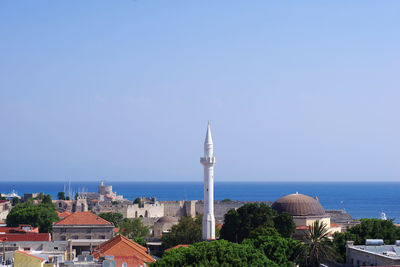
[195,201,247,221]
[163,201,187,217]
[126,203,164,218]
[52,225,114,241]
[14,251,44,267]
[153,222,178,238]
[293,216,331,228]
[346,246,400,267]
[0,201,11,221]
[53,200,74,213]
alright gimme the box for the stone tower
[200,122,216,240]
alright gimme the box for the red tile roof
[331,223,340,227]
[0,226,38,234]
[93,234,154,263]
[165,244,190,252]
[0,233,51,242]
[56,211,72,219]
[54,212,112,226]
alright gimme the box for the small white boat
[380,211,387,220]
[2,190,21,200]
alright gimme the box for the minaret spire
[200,122,216,240]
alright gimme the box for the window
[23,248,30,251]
[86,228,91,233]
[61,236,66,241]
[72,236,79,239]
[54,247,58,250]
[86,236,92,239]
[122,263,127,267]
[100,235,106,239]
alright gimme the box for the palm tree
[301,220,335,267]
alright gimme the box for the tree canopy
[118,218,150,240]
[57,192,66,200]
[273,212,296,238]
[243,228,302,267]
[300,220,335,267]
[99,212,124,226]
[153,239,279,267]
[220,203,295,243]
[161,215,202,250]
[6,202,59,233]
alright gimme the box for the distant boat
[380,211,387,220]
[2,190,21,200]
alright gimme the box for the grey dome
[157,216,179,223]
[272,193,325,216]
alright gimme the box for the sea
[0,181,399,222]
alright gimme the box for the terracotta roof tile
[0,233,51,242]
[93,234,154,263]
[54,212,112,226]
[57,211,72,219]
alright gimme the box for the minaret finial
[205,122,213,145]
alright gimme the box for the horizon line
[0,180,399,183]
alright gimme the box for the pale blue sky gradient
[1,1,399,181]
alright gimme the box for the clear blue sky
[1,1,399,181]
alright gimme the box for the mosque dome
[157,216,179,224]
[271,193,325,216]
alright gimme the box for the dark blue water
[0,181,399,222]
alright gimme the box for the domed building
[152,216,179,238]
[272,192,341,238]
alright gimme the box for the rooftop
[351,244,400,259]
[93,234,155,263]
[54,212,112,226]
[0,233,51,242]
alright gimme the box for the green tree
[274,212,296,238]
[11,197,21,206]
[119,218,150,240]
[220,198,232,202]
[300,220,334,267]
[6,202,59,233]
[220,203,276,243]
[42,194,52,205]
[133,237,147,247]
[99,212,124,226]
[0,194,6,201]
[133,197,142,208]
[37,192,44,200]
[161,215,202,250]
[57,192,65,200]
[153,239,279,267]
[243,229,302,267]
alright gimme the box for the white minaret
[200,122,216,240]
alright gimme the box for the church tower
[200,122,216,240]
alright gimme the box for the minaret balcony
[200,157,216,165]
